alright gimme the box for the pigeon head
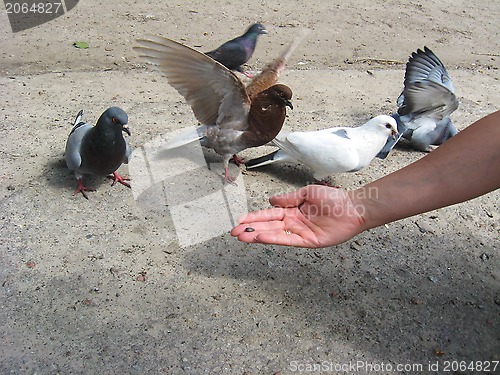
[266,84,293,110]
[98,107,130,136]
[246,23,268,37]
[372,115,399,139]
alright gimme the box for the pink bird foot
[108,172,131,188]
[73,178,95,200]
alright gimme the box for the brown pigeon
[134,30,308,183]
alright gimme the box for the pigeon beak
[391,129,399,140]
[122,124,131,136]
[284,99,293,110]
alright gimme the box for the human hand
[231,185,365,248]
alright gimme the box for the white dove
[245,115,398,182]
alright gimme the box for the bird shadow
[44,156,114,193]
[242,162,342,187]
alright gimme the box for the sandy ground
[1,0,499,374]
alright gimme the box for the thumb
[269,186,310,208]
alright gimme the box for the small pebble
[244,227,255,232]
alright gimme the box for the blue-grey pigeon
[377,47,459,159]
[245,115,398,183]
[205,23,268,78]
[65,107,131,199]
[134,31,308,183]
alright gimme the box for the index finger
[235,207,287,225]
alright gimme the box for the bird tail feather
[164,125,207,150]
[245,150,280,169]
[72,110,84,127]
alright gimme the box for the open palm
[231,185,365,248]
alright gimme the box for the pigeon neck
[245,95,287,147]
[94,121,122,138]
[240,34,259,49]
[87,123,125,154]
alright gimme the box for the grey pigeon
[134,31,308,183]
[377,47,459,159]
[65,107,131,199]
[246,115,398,183]
[205,23,268,78]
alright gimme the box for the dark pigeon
[377,46,459,159]
[205,23,268,78]
[134,31,308,183]
[65,107,131,199]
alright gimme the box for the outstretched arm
[231,110,500,248]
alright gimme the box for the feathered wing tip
[134,34,234,73]
[135,35,192,66]
[245,27,310,98]
[404,46,455,93]
[281,27,311,62]
[164,125,207,150]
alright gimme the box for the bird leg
[231,154,245,166]
[223,167,238,186]
[236,66,255,79]
[108,172,131,188]
[73,178,95,200]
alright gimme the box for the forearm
[351,111,500,230]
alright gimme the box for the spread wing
[399,80,459,119]
[245,28,310,99]
[134,35,251,127]
[404,46,455,93]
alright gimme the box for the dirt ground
[1,0,499,374]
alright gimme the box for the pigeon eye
[385,123,392,129]
[112,117,118,123]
